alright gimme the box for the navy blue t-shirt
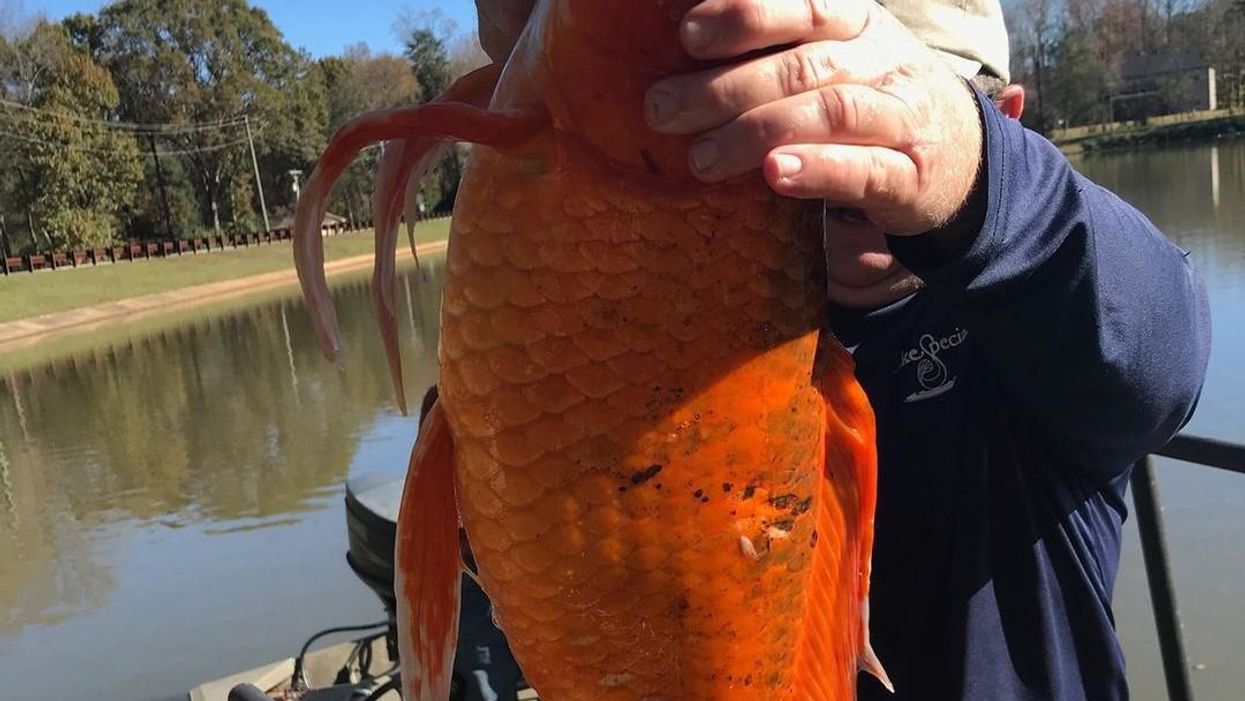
[837,91,1212,700]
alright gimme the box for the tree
[1007,0,1060,132]
[90,0,326,235]
[405,26,451,99]
[401,18,464,212]
[448,31,491,81]
[318,43,423,226]
[0,22,142,249]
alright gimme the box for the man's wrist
[886,81,990,273]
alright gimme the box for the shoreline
[0,240,447,353]
[1052,111,1245,155]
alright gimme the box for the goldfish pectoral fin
[858,600,894,692]
[395,401,461,701]
[859,636,894,693]
[293,59,545,386]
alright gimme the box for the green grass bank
[0,219,451,324]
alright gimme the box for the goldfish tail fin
[403,172,425,268]
[395,400,460,701]
[791,340,890,698]
[292,61,545,409]
[371,137,450,416]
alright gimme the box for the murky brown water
[1,141,1242,701]
[0,261,444,701]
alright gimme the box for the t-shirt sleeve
[886,88,1212,473]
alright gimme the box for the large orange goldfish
[293,1,891,699]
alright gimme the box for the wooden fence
[0,220,388,276]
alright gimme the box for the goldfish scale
[579,240,641,273]
[528,303,590,337]
[486,344,549,384]
[524,414,587,453]
[488,305,548,344]
[567,325,630,362]
[464,232,506,267]
[521,374,587,413]
[538,241,596,273]
[525,336,592,376]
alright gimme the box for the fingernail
[646,88,677,126]
[691,139,720,173]
[773,153,803,179]
[683,18,718,52]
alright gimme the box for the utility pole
[148,134,174,238]
[1,213,11,273]
[244,116,270,232]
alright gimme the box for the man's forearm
[887,90,1212,471]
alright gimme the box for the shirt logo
[896,328,968,403]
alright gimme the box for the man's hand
[646,0,986,236]
[475,0,534,63]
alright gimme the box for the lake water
[1,140,1243,701]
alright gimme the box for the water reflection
[0,259,444,643]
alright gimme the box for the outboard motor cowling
[344,471,403,609]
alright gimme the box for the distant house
[272,212,351,232]
[1111,51,1217,121]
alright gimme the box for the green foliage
[0,0,481,247]
[0,22,142,250]
[1011,0,1245,132]
[404,27,450,99]
[402,24,464,212]
[91,0,327,233]
[318,44,424,223]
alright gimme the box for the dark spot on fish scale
[630,464,664,485]
[722,482,733,493]
[792,496,814,516]
[701,496,710,504]
[692,489,704,500]
[617,486,627,493]
[655,483,663,491]
[810,530,819,548]
[677,597,690,611]
[744,675,752,686]
[742,484,757,500]
[772,518,795,533]
[769,493,798,510]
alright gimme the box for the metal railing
[1132,433,1245,701]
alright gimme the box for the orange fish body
[293,2,888,699]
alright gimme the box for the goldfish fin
[403,172,425,269]
[858,599,894,692]
[371,138,450,416]
[790,339,889,698]
[293,61,546,410]
[395,400,460,701]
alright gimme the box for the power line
[0,128,258,157]
[0,97,252,134]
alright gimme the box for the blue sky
[25,0,479,57]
